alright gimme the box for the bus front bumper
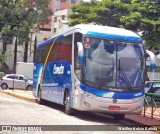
[73,93,144,115]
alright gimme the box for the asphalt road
[0,93,157,134]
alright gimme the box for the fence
[143,93,160,119]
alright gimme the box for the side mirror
[146,50,156,70]
[77,42,84,62]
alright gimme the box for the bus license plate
[108,106,120,111]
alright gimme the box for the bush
[0,72,5,79]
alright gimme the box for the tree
[69,0,160,51]
[68,1,99,26]
[0,0,53,68]
[0,52,6,65]
[120,0,160,52]
[68,0,130,26]
[95,0,129,27]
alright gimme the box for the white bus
[33,24,146,119]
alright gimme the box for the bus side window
[74,33,82,79]
[48,42,58,62]
[49,35,72,64]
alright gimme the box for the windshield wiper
[118,59,133,91]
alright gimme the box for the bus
[33,24,146,119]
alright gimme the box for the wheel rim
[27,86,33,90]
[146,96,151,102]
[38,90,41,101]
[65,94,70,110]
[2,84,7,89]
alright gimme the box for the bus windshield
[83,37,145,91]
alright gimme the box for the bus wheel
[64,90,74,115]
[37,89,44,104]
[113,114,125,120]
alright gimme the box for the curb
[0,89,37,103]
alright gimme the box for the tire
[64,90,74,115]
[37,89,44,104]
[26,85,33,91]
[145,96,151,104]
[113,114,125,120]
[1,83,8,90]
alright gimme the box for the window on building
[44,38,48,41]
[71,0,76,4]
[60,0,65,2]
[53,28,57,33]
[54,17,57,22]
[62,15,65,20]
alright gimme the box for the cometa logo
[53,64,64,74]
[134,92,142,97]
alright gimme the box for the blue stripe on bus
[85,31,142,42]
[80,84,144,99]
[38,35,64,48]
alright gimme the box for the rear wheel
[113,114,125,120]
[64,90,74,115]
[1,83,8,90]
[145,96,151,104]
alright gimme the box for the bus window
[48,35,72,63]
[48,42,58,62]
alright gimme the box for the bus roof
[38,24,142,48]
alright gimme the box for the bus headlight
[132,96,144,102]
[79,89,96,98]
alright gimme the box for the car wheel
[26,85,33,91]
[113,114,125,120]
[64,90,74,115]
[1,83,8,90]
[145,96,151,103]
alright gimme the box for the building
[0,0,80,73]
[51,9,71,36]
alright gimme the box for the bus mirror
[77,42,84,63]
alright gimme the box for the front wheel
[145,96,151,104]
[26,85,33,91]
[37,89,44,104]
[113,114,125,120]
[64,90,74,115]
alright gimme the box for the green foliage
[0,0,53,50]
[0,51,11,64]
[68,1,99,26]
[69,0,160,52]
[69,0,130,26]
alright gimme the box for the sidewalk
[0,89,37,103]
[0,88,160,129]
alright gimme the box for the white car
[145,81,160,93]
[0,74,33,90]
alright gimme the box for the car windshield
[147,82,160,93]
[83,37,145,91]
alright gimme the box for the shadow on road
[41,100,136,125]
